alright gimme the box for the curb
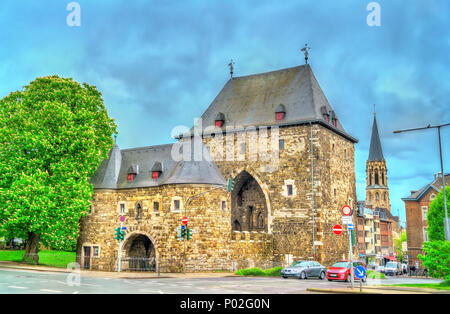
[366,286,449,294]
[306,288,379,294]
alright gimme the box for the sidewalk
[0,261,239,279]
[307,286,449,294]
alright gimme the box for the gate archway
[231,171,268,232]
[122,233,156,271]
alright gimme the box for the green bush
[418,241,450,280]
[367,270,386,279]
[236,266,283,277]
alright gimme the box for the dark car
[326,261,367,282]
[281,261,327,280]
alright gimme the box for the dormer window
[215,112,225,128]
[321,106,330,123]
[330,111,338,127]
[151,162,162,180]
[275,104,286,121]
[127,165,138,182]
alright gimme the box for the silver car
[281,261,327,280]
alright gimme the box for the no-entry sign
[181,216,189,225]
[341,205,353,216]
[333,225,343,235]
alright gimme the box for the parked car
[327,261,367,282]
[384,261,402,276]
[281,261,327,280]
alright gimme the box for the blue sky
[1,0,449,225]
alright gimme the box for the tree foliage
[427,186,450,241]
[418,241,450,280]
[0,76,116,256]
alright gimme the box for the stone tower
[366,114,391,211]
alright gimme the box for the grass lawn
[385,280,450,291]
[0,250,76,268]
[367,270,386,279]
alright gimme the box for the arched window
[375,192,379,201]
[375,170,379,185]
[257,213,264,229]
[381,172,385,185]
[248,206,254,230]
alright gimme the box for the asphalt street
[0,268,443,294]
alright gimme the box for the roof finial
[301,43,311,64]
[228,59,235,78]
[373,104,376,116]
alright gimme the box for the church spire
[368,113,384,161]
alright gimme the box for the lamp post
[393,122,449,240]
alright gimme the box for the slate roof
[182,64,357,143]
[368,115,384,161]
[90,141,226,189]
[402,174,450,201]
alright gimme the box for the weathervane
[228,59,235,78]
[301,44,311,64]
[373,104,376,115]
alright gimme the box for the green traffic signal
[227,178,234,192]
[187,228,192,240]
[114,227,125,241]
[181,228,186,238]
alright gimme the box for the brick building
[77,64,359,272]
[402,173,450,267]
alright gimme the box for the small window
[127,174,134,182]
[174,200,180,211]
[93,246,99,257]
[287,185,293,196]
[221,201,226,211]
[154,202,159,212]
[152,171,159,179]
[120,203,125,215]
[215,120,223,128]
[279,139,285,150]
[275,112,284,121]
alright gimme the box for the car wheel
[299,272,306,280]
[327,279,332,282]
[282,276,288,279]
[319,272,325,280]
[345,274,350,282]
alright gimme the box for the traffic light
[181,227,186,238]
[187,228,193,240]
[351,230,356,247]
[227,178,234,192]
[177,226,182,240]
[114,227,125,241]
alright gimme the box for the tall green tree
[0,76,117,264]
[427,186,450,241]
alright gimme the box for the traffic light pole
[348,226,354,289]
[118,221,123,273]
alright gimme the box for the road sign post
[355,266,366,292]
[342,205,354,289]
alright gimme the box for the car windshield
[291,261,309,267]
[386,262,397,267]
[332,262,350,268]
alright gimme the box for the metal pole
[311,123,316,261]
[349,227,354,289]
[437,127,449,240]
[118,221,123,273]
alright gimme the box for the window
[120,203,125,215]
[127,174,135,182]
[215,112,225,128]
[424,228,428,242]
[154,202,159,212]
[257,213,264,229]
[287,185,293,196]
[422,206,428,220]
[430,194,436,201]
[215,120,223,128]
[375,192,379,200]
[221,201,226,211]
[275,112,284,121]
[240,142,246,154]
[93,246,99,257]
[275,104,286,121]
[174,200,180,211]
[344,149,347,159]
[279,139,285,150]
[152,171,159,179]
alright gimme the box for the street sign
[342,216,352,225]
[347,224,354,230]
[341,205,353,216]
[120,216,125,222]
[354,266,366,279]
[333,225,343,235]
[181,216,189,225]
[121,227,127,230]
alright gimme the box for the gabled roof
[368,115,384,161]
[90,141,226,189]
[186,64,357,143]
[402,174,450,201]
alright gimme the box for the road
[0,268,443,294]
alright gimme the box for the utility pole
[393,122,449,240]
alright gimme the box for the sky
[1,0,449,225]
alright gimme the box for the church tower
[366,114,391,211]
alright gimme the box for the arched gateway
[231,171,268,232]
[122,233,156,271]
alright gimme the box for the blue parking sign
[355,266,366,279]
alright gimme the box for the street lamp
[393,122,450,240]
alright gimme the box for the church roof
[90,141,226,189]
[368,115,384,161]
[184,64,357,143]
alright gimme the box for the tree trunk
[22,232,40,265]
